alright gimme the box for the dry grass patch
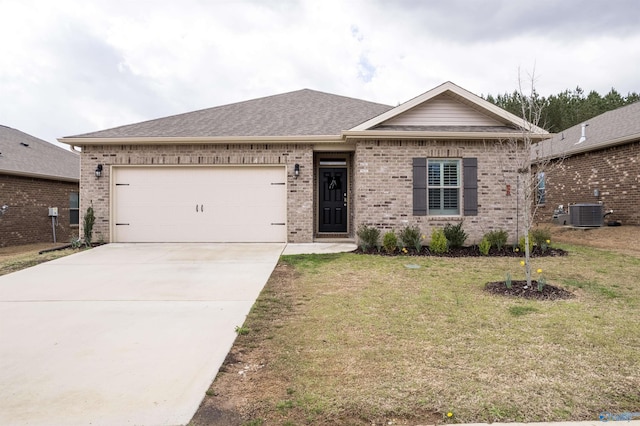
[194,247,640,425]
[0,244,78,276]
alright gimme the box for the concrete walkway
[283,241,357,255]
[0,242,355,426]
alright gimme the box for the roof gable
[0,126,79,181]
[534,101,640,160]
[67,89,393,139]
[381,92,504,127]
[351,81,548,134]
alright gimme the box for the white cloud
[0,0,638,146]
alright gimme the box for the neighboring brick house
[1,126,80,247]
[59,82,548,245]
[533,101,640,226]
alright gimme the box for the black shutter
[463,158,478,216]
[413,158,427,216]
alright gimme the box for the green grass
[508,305,539,316]
[222,242,640,425]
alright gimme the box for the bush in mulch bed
[484,280,574,300]
[354,245,568,258]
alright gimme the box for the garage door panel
[113,166,287,243]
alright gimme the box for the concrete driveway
[0,243,285,426]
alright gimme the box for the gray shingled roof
[69,89,394,138]
[534,101,640,160]
[0,126,79,181]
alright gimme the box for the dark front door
[319,168,348,233]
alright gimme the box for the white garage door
[112,166,287,242]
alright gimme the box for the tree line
[485,87,640,132]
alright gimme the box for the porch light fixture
[95,164,103,178]
[294,163,300,178]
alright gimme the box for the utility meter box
[48,207,59,217]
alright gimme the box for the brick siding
[535,140,640,226]
[79,143,313,243]
[0,174,79,247]
[80,139,530,245]
[353,139,527,245]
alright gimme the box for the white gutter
[343,130,552,141]
[58,135,343,145]
[0,169,79,183]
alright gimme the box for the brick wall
[353,139,527,245]
[536,140,640,225]
[0,174,79,247]
[80,143,314,243]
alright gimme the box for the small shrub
[70,237,82,249]
[479,237,491,256]
[486,229,508,250]
[531,227,552,245]
[399,225,422,252]
[537,275,547,292]
[83,205,95,247]
[518,233,534,253]
[382,231,398,254]
[505,272,512,289]
[429,228,448,254]
[357,225,380,251]
[443,222,467,248]
[532,227,552,251]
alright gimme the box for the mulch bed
[484,280,575,300]
[355,246,568,258]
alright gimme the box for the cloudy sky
[1,0,639,146]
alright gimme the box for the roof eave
[58,135,344,145]
[343,130,552,141]
[533,132,640,162]
[0,169,79,183]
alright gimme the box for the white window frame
[427,159,461,216]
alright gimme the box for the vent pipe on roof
[577,123,588,144]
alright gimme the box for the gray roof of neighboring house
[68,89,394,139]
[0,125,80,181]
[533,101,640,160]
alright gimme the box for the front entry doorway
[318,167,348,233]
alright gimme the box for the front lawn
[193,244,640,425]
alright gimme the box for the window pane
[428,188,441,209]
[69,192,79,225]
[443,188,459,209]
[428,163,440,186]
[443,163,459,186]
[69,192,79,208]
[70,210,79,225]
[537,173,545,204]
